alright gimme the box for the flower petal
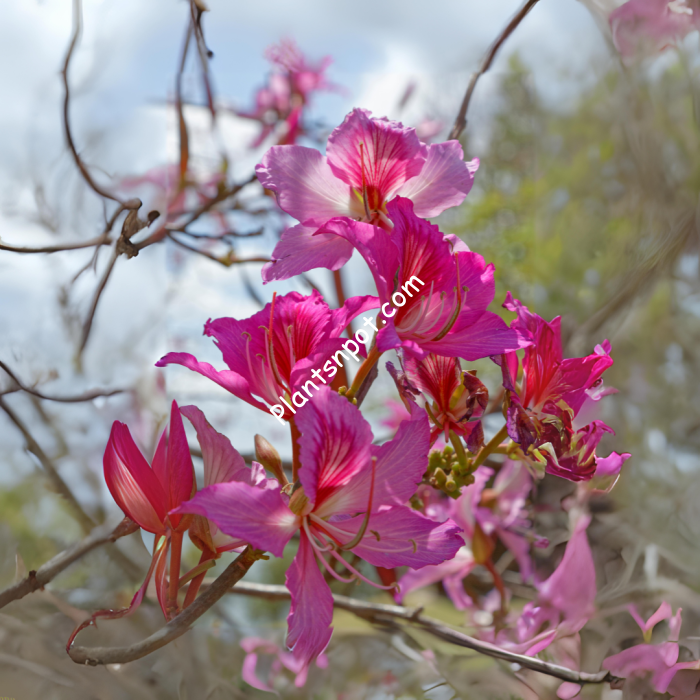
[397,547,474,604]
[180,405,250,486]
[286,532,334,670]
[103,422,167,533]
[155,352,269,411]
[173,481,298,558]
[396,142,478,218]
[256,145,355,222]
[326,108,426,201]
[335,506,463,569]
[296,387,373,510]
[262,222,355,282]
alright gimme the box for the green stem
[179,558,216,589]
[449,430,468,470]
[472,424,509,469]
[345,345,382,401]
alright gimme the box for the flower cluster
[70,82,635,694]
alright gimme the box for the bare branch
[62,0,136,207]
[67,547,259,665]
[226,582,615,687]
[0,361,124,403]
[0,235,112,254]
[0,518,139,610]
[448,0,541,141]
[0,396,96,534]
[167,232,270,266]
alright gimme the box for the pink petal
[557,681,582,699]
[150,401,195,524]
[397,547,474,603]
[328,294,381,337]
[103,422,167,533]
[326,108,426,200]
[335,507,463,569]
[396,142,478,218]
[180,405,249,486]
[173,481,298,557]
[628,601,672,634]
[241,652,274,693]
[262,222,355,282]
[256,145,355,222]
[155,352,269,412]
[296,387,373,510]
[286,532,334,670]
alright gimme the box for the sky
[0,0,614,498]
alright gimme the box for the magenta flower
[398,461,538,608]
[173,388,463,670]
[603,604,700,695]
[156,290,377,422]
[326,198,528,362]
[389,352,488,448]
[236,39,335,147]
[257,108,478,281]
[497,293,629,482]
[610,0,700,59]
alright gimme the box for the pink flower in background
[240,636,328,692]
[398,460,537,607]
[327,198,528,362]
[497,293,629,482]
[610,0,700,58]
[257,108,478,281]
[173,388,463,671]
[156,290,377,421]
[236,39,335,147]
[604,604,700,695]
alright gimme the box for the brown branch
[167,232,270,266]
[0,361,124,403]
[0,235,112,254]
[448,0,541,141]
[0,518,139,610]
[226,582,615,687]
[67,546,259,665]
[0,396,96,535]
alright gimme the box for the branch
[62,0,136,207]
[0,361,124,403]
[67,546,259,665]
[167,232,270,266]
[448,0,541,141]
[0,396,96,534]
[0,235,112,254]
[226,582,615,687]
[0,518,139,610]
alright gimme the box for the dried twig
[167,232,270,266]
[226,582,615,687]
[448,0,541,141]
[67,547,259,665]
[0,361,124,403]
[0,235,112,254]
[0,396,96,534]
[0,518,139,610]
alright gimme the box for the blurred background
[1,0,699,697]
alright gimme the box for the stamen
[326,547,397,591]
[339,456,377,551]
[302,519,356,583]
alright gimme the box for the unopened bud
[433,467,447,488]
[471,522,495,565]
[254,434,287,485]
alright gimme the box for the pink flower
[603,605,700,695]
[257,108,478,281]
[326,198,528,362]
[388,353,488,449]
[610,0,700,59]
[173,388,463,670]
[497,293,629,482]
[398,461,538,608]
[240,636,328,692]
[236,39,335,147]
[156,290,377,421]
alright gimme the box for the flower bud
[254,434,287,485]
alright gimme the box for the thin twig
[226,582,615,687]
[67,547,259,665]
[448,0,541,141]
[0,361,124,403]
[0,396,96,535]
[167,232,270,266]
[62,0,136,207]
[0,518,139,610]
[0,235,112,254]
